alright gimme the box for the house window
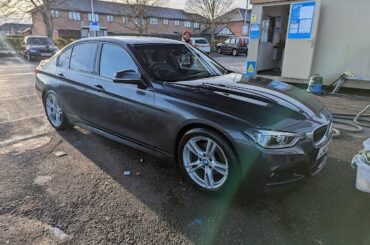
[69,12,81,21]
[106,15,114,22]
[135,18,145,25]
[163,19,169,25]
[51,10,59,18]
[184,21,191,28]
[150,18,158,25]
[175,20,180,26]
[88,13,99,22]
[193,22,200,29]
[122,16,128,23]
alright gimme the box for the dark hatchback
[217,37,249,56]
[22,36,58,61]
[35,37,332,193]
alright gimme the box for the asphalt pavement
[1,55,370,244]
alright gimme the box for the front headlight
[28,49,38,53]
[247,130,304,149]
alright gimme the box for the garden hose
[331,105,370,136]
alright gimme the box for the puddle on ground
[0,136,51,155]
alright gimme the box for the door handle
[58,73,64,77]
[93,84,105,92]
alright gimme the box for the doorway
[257,4,290,77]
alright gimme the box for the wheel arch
[174,122,240,165]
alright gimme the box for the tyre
[44,90,71,130]
[217,47,222,54]
[27,53,33,62]
[232,49,238,56]
[178,128,241,192]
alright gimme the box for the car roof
[76,36,184,45]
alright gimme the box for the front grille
[313,125,329,144]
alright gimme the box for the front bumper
[234,133,332,188]
[28,51,56,58]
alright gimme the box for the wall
[311,0,370,89]
[225,21,244,37]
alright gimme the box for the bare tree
[0,0,54,38]
[113,0,165,35]
[186,0,233,50]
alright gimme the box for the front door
[92,43,156,146]
[282,0,321,79]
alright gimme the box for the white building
[247,0,370,90]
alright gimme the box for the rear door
[93,42,156,145]
[282,0,321,79]
[56,42,99,122]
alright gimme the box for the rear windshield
[27,38,53,45]
[195,39,208,44]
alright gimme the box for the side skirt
[68,117,174,161]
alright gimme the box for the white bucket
[352,154,370,193]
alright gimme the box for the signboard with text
[288,1,316,39]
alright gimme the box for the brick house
[0,23,32,36]
[220,8,251,37]
[31,0,207,39]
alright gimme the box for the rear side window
[70,43,98,73]
[99,43,138,79]
[58,48,72,68]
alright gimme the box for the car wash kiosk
[247,0,370,90]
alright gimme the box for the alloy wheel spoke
[206,139,217,156]
[204,167,214,188]
[186,161,203,173]
[187,139,203,157]
[212,161,228,176]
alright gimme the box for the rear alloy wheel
[178,128,239,192]
[232,49,238,56]
[44,91,70,130]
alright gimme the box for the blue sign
[288,1,316,39]
[89,21,100,31]
[249,24,260,39]
[246,61,257,78]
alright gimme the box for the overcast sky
[168,0,250,10]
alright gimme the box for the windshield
[27,37,53,46]
[133,44,227,82]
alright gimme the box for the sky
[168,0,250,10]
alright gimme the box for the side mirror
[113,70,145,86]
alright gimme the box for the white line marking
[0,94,37,101]
[0,65,35,68]
[0,72,34,77]
[0,132,52,148]
[0,114,44,124]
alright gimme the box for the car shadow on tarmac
[56,126,370,244]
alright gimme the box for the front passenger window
[100,43,138,79]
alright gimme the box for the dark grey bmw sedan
[35,37,333,193]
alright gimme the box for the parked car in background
[21,36,58,61]
[217,37,249,56]
[35,37,332,193]
[190,38,211,54]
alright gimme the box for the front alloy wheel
[179,129,238,192]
